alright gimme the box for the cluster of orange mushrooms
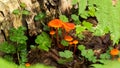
[48,19,78,53]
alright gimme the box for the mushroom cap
[48,19,63,28]
[73,40,78,44]
[62,22,75,32]
[25,63,30,67]
[64,35,73,41]
[69,41,73,45]
[50,30,55,35]
[110,49,119,56]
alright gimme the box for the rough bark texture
[0,0,72,39]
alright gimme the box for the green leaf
[81,50,87,56]
[76,33,85,40]
[100,53,111,60]
[20,3,26,8]
[88,6,96,16]
[86,49,94,57]
[58,58,73,64]
[72,0,79,5]
[93,26,109,36]
[0,42,16,54]
[35,13,46,21]
[13,9,20,15]
[71,14,81,24]
[76,25,86,34]
[35,32,51,51]
[78,0,87,15]
[60,40,69,46]
[78,45,96,62]
[59,15,68,22]
[59,50,73,58]
[78,45,85,51]
[9,26,28,44]
[71,14,79,21]
[22,10,30,15]
[20,50,27,64]
[80,11,90,19]
[4,55,13,62]
[82,21,93,30]
[93,0,120,44]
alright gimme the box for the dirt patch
[27,30,112,68]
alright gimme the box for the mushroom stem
[56,28,61,48]
[74,44,76,53]
[50,35,53,44]
[51,35,53,42]
[73,40,78,53]
[112,55,115,60]
[68,41,73,50]
[68,46,71,50]
[50,30,55,43]
[62,28,65,39]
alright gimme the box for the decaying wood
[59,0,72,14]
[0,0,41,37]
[20,0,40,36]
[0,0,73,40]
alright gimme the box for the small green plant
[13,3,30,15]
[0,42,16,54]
[72,0,96,19]
[9,26,28,44]
[59,15,69,22]
[82,21,94,32]
[75,21,94,40]
[78,45,97,63]
[0,26,28,64]
[60,40,69,46]
[58,50,73,64]
[35,32,52,51]
[71,14,81,25]
[72,0,120,44]
[34,12,46,21]
[100,49,111,60]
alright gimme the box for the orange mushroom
[110,48,119,60]
[73,40,78,53]
[48,19,63,28]
[73,40,78,44]
[62,22,75,32]
[110,48,119,56]
[50,30,55,35]
[69,41,73,45]
[48,19,63,48]
[25,63,30,67]
[50,30,55,41]
[64,35,73,42]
